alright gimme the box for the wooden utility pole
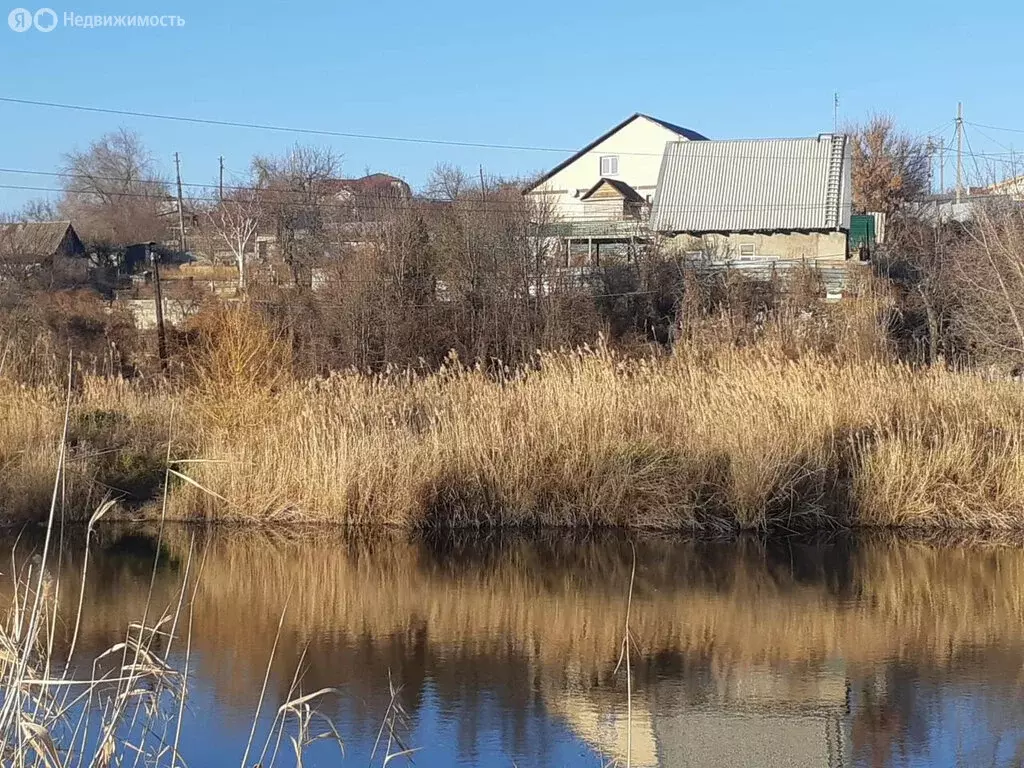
[955,102,964,205]
[219,155,224,201]
[149,243,167,371]
[174,152,187,253]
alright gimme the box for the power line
[0,96,576,154]
[967,124,1015,154]
[0,182,867,220]
[962,126,986,185]
[966,120,1024,136]
[0,95,868,162]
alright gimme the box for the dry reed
[4,300,1024,529]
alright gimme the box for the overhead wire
[0,181,867,218]
[0,94,888,161]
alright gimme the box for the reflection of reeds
[6,345,1024,529]
[36,528,1024,707]
[8,528,1024,764]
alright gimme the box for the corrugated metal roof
[649,136,851,233]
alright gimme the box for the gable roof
[649,135,852,233]
[324,173,412,199]
[523,114,708,194]
[580,178,646,203]
[0,221,82,260]
[643,116,708,141]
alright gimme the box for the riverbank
[3,341,1024,531]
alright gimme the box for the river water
[3,527,1024,767]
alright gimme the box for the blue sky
[0,0,1021,211]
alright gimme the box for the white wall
[120,298,199,329]
[664,232,849,262]
[527,116,698,221]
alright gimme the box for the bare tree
[848,115,930,219]
[204,183,263,293]
[424,163,470,202]
[251,144,342,286]
[948,201,1024,367]
[4,198,62,223]
[59,128,170,246]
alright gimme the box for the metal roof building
[649,135,851,234]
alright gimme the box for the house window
[600,156,619,176]
[738,243,756,258]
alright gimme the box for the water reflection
[3,528,1024,767]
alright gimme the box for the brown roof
[325,174,412,199]
[580,178,646,203]
[0,221,81,260]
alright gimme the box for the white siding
[527,117,697,221]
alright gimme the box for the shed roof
[580,178,646,203]
[0,221,79,260]
[649,135,851,233]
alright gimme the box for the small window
[600,156,619,176]
[738,243,756,258]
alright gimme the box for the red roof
[325,174,411,199]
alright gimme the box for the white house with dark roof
[523,114,707,263]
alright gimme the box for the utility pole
[938,140,945,195]
[955,102,964,205]
[479,165,486,202]
[926,138,936,195]
[174,152,187,253]
[148,243,167,371]
[833,92,839,134]
[219,155,224,201]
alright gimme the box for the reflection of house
[651,135,852,264]
[651,664,851,768]
[523,113,707,264]
[549,662,851,768]
[0,220,89,286]
[654,710,848,767]
[545,685,660,768]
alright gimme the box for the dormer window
[600,155,619,176]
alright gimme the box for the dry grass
[4,301,1024,529]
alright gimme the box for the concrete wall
[121,298,199,330]
[527,116,697,221]
[663,231,848,263]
